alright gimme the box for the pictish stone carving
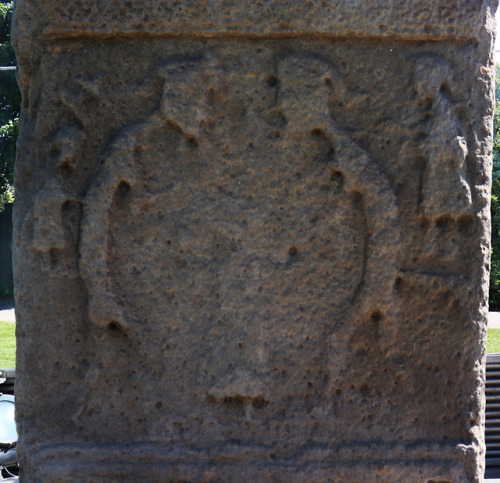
[12,1,496,481]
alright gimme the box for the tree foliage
[0,1,18,212]
[489,64,500,310]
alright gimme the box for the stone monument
[12,1,497,480]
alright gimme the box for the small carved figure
[412,55,472,220]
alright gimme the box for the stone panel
[12,1,497,481]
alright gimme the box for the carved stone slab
[12,1,496,481]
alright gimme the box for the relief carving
[12,0,493,476]
[78,52,401,429]
[397,55,476,282]
[412,54,472,221]
[29,90,89,275]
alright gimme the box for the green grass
[488,329,500,354]
[0,320,15,367]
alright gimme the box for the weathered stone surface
[12,1,496,481]
[13,0,498,40]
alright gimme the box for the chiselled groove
[106,181,135,330]
[399,268,469,283]
[28,439,470,465]
[347,190,369,306]
[41,31,479,43]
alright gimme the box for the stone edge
[13,0,499,42]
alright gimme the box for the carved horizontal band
[28,439,471,462]
[21,0,496,42]
[26,440,474,480]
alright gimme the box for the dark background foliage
[489,64,500,310]
[0,1,19,212]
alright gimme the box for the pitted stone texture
[12,1,496,481]
[13,0,499,40]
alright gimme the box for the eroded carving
[78,52,401,434]
[412,54,472,221]
[12,21,492,479]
